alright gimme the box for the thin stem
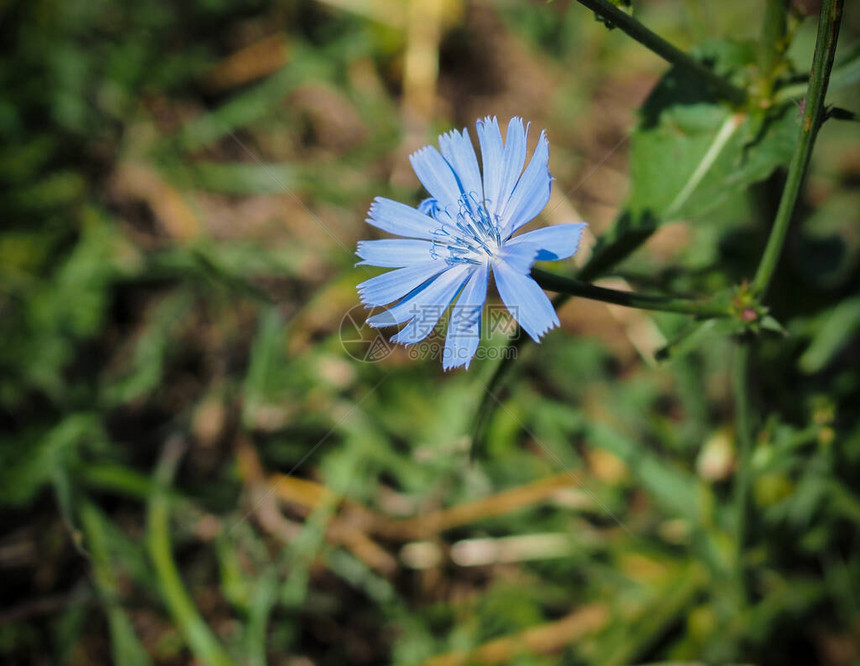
[575,0,747,106]
[474,270,726,451]
[531,267,729,318]
[147,437,234,666]
[81,501,154,666]
[472,294,566,457]
[752,0,844,297]
[757,0,790,99]
[733,343,754,606]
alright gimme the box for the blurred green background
[1,0,859,664]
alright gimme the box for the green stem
[147,438,234,666]
[81,501,154,666]
[733,343,754,605]
[752,0,844,297]
[757,0,790,99]
[531,267,729,318]
[575,0,747,105]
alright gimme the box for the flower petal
[479,117,528,222]
[499,118,529,209]
[496,223,587,274]
[409,145,463,211]
[357,261,447,307]
[476,117,504,211]
[438,128,483,202]
[367,264,472,328]
[367,197,437,240]
[505,223,587,263]
[392,268,474,345]
[501,130,551,237]
[356,239,435,267]
[443,263,489,370]
[492,259,559,342]
[495,242,540,275]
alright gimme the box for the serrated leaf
[584,40,799,278]
[630,94,798,223]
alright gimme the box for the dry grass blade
[201,33,291,92]
[421,604,609,666]
[382,472,581,540]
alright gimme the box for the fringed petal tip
[442,356,471,372]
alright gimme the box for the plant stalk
[752,0,844,297]
[531,267,729,318]
[758,0,790,99]
[575,0,748,105]
[732,343,754,605]
[147,437,234,666]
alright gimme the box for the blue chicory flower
[356,116,586,370]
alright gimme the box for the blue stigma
[429,193,502,266]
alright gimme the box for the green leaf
[630,58,798,223]
[587,40,799,278]
[588,422,700,522]
[242,306,288,425]
[799,296,860,374]
[174,49,331,152]
[0,414,101,507]
[105,290,194,405]
[656,317,740,362]
[760,314,787,335]
[580,209,658,281]
[181,162,297,195]
[80,502,154,666]
[631,104,742,219]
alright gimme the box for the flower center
[429,193,502,266]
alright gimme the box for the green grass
[1,1,859,664]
